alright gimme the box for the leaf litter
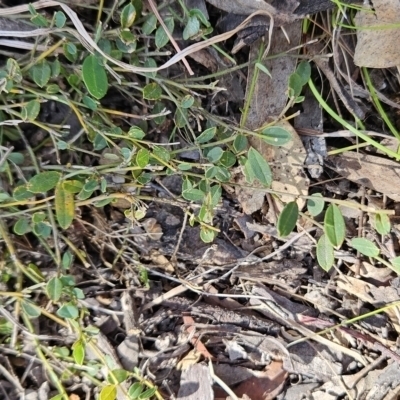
[1,0,400,399]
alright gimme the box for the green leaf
[55,11,66,28]
[196,127,216,144]
[233,134,248,153]
[13,185,34,201]
[219,151,236,168]
[155,17,174,48]
[28,171,61,193]
[136,148,150,168]
[261,126,292,146]
[307,193,325,216]
[99,385,117,400]
[390,257,400,275]
[63,180,84,193]
[324,204,345,248]
[152,146,170,162]
[22,99,40,121]
[209,184,221,207]
[82,55,108,99]
[317,234,334,272]
[108,369,128,384]
[0,318,12,335]
[143,82,162,100]
[14,218,31,235]
[178,163,192,171]
[55,182,75,229]
[277,201,299,237]
[62,251,73,270]
[181,95,195,109]
[200,226,216,243]
[30,60,51,88]
[255,62,272,77]
[33,221,51,238]
[151,101,167,124]
[175,108,188,128]
[296,61,311,85]
[47,277,63,302]
[57,302,79,319]
[120,3,136,28]
[288,72,303,97]
[83,95,98,110]
[245,147,272,186]
[72,340,85,365]
[351,238,380,257]
[373,212,391,235]
[189,8,210,27]
[129,126,146,139]
[138,388,157,400]
[21,300,41,319]
[183,16,200,40]
[129,382,144,398]
[182,188,204,202]
[142,14,157,35]
[207,147,223,163]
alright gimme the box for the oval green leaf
[55,182,75,229]
[317,234,335,272]
[245,147,272,187]
[143,82,162,100]
[46,277,63,302]
[30,60,51,88]
[136,148,150,168]
[72,340,85,365]
[82,55,108,99]
[351,238,380,257]
[324,204,345,248]
[261,126,292,146]
[374,212,391,235]
[277,201,299,237]
[307,193,325,216]
[28,171,61,193]
[57,302,79,319]
[182,188,204,202]
[196,127,216,144]
[99,385,117,400]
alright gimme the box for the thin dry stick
[147,0,194,75]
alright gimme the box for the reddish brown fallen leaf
[183,315,215,360]
[233,360,288,400]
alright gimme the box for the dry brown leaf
[330,152,400,201]
[233,361,288,400]
[354,0,400,68]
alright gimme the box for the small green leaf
[142,14,157,35]
[351,238,380,257]
[155,17,174,48]
[261,126,292,146]
[209,184,221,207]
[128,382,144,398]
[129,126,146,139]
[138,388,157,399]
[182,188,204,202]
[13,185,34,201]
[21,300,41,319]
[219,151,236,168]
[277,201,299,237]
[255,62,271,77]
[189,8,210,27]
[181,94,195,108]
[62,251,73,270]
[28,171,61,193]
[14,218,31,235]
[63,180,84,193]
[178,163,192,171]
[233,134,248,153]
[136,148,150,168]
[200,226,216,243]
[296,61,311,85]
[120,3,136,28]
[245,147,272,186]
[175,108,188,128]
[151,101,167,124]
[152,146,170,162]
[307,193,325,216]
[72,340,85,365]
[196,127,216,144]
[82,55,108,100]
[55,11,66,28]
[390,257,400,275]
[108,369,128,384]
[22,99,40,121]
[55,182,75,229]
[207,147,223,163]
[0,318,12,335]
[47,277,63,302]
[143,82,162,100]
[99,385,117,400]
[30,60,51,88]
[373,212,391,235]
[83,95,98,111]
[288,73,303,97]
[317,234,335,272]
[324,204,345,248]
[57,302,79,319]
[183,16,200,40]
